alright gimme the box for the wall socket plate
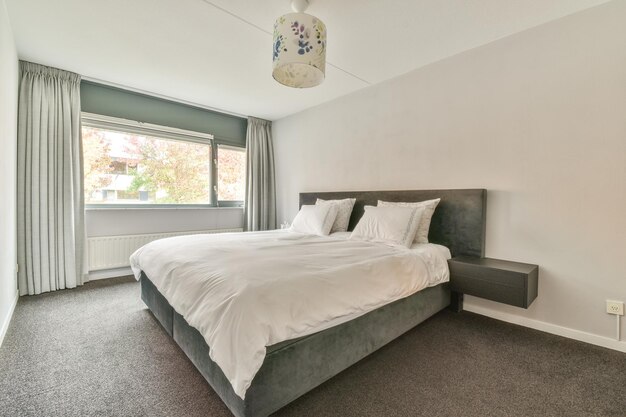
[606,300,624,315]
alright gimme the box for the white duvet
[130,230,450,399]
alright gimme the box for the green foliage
[83,127,113,199]
[217,148,246,201]
[83,127,244,204]
[125,137,212,204]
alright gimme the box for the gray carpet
[0,277,624,417]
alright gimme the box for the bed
[133,189,486,417]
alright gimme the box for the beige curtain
[244,117,276,231]
[16,61,87,295]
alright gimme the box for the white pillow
[291,204,339,236]
[316,198,356,233]
[349,205,425,248]
[378,198,441,243]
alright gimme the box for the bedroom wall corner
[0,0,19,347]
[272,1,626,350]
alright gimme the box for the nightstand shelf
[448,256,538,311]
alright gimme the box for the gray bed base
[141,273,450,417]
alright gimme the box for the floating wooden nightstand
[448,256,538,311]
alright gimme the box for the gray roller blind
[80,81,247,147]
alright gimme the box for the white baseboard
[464,302,626,353]
[88,267,133,281]
[0,290,19,349]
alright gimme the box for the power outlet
[606,300,624,316]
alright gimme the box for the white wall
[85,208,243,237]
[273,2,626,347]
[0,0,19,345]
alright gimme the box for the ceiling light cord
[199,0,271,36]
[326,63,370,85]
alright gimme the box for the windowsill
[85,204,244,211]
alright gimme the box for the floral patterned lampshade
[272,12,326,88]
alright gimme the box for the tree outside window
[82,124,245,206]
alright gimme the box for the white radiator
[87,228,243,271]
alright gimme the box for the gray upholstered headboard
[299,189,487,258]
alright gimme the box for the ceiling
[6,0,610,120]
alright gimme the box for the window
[82,113,245,207]
[217,146,246,203]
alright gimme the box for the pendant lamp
[272,0,326,88]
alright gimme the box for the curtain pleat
[244,117,276,231]
[17,61,86,296]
